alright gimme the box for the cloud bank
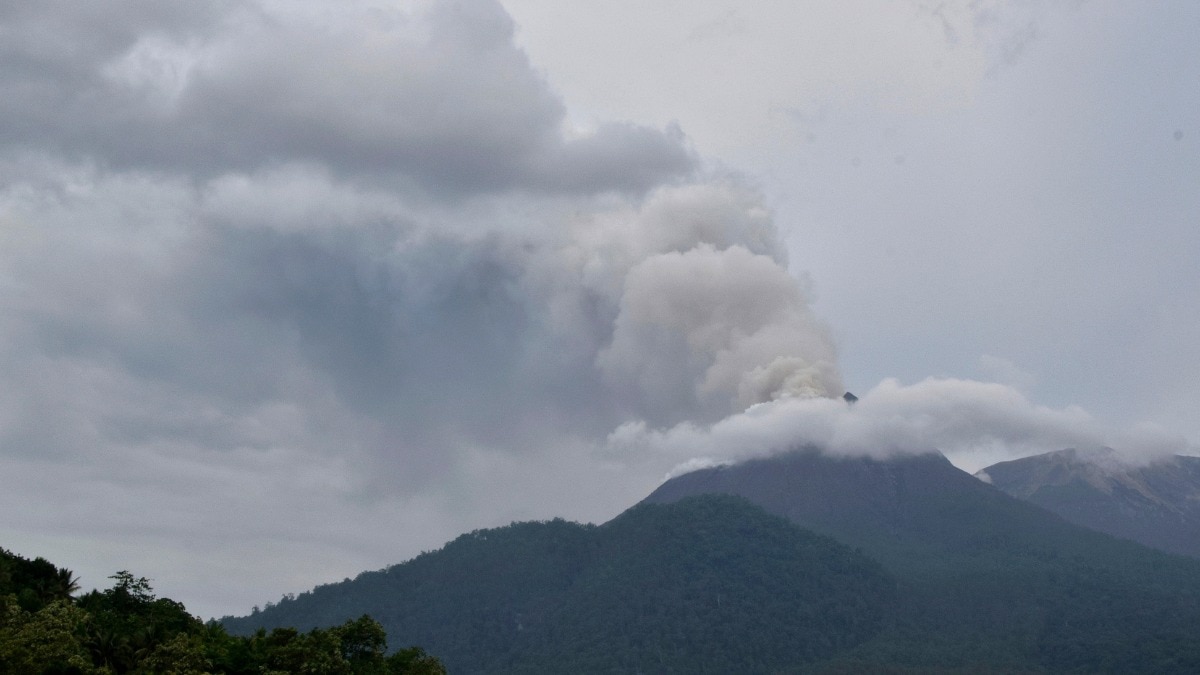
[613,377,1194,479]
[0,0,692,194]
[0,0,842,616]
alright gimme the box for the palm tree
[54,566,81,599]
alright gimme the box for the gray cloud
[0,126,825,615]
[0,157,829,468]
[598,244,840,425]
[612,377,1194,480]
[3,0,1196,622]
[0,0,664,609]
[0,0,692,195]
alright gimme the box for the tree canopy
[0,546,444,674]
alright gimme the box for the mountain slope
[225,448,1200,673]
[642,448,1200,672]
[979,448,1200,558]
[643,449,1098,570]
[223,495,896,674]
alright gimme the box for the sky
[0,0,1197,619]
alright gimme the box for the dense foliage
[0,547,445,674]
[224,495,897,674]
[647,450,1200,672]
[229,453,1200,673]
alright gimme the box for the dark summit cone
[638,446,1200,672]
[641,448,1023,566]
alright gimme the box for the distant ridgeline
[229,450,1200,674]
[0,546,445,674]
[980,448,1200,559]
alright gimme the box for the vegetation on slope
[981,450,1200,559]
[224,495,897,674]
[646,449,1200,672]
[0,546,445,674]
[216,449,1200,673]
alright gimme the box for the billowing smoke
[598,242,841,424]
[0,0,848,614]
[611,377,1193,478]
[0,0,1189,619]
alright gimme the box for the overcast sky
[0,0,1196,619]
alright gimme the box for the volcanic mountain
[227,448,1200,672]
[222,495,897,674]
[978,448,1200,558]
[641,447,1200,670]
[642,448,1108,570]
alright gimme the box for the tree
[335,614,388,667]
[0,548,82,611]
[386,646,448,675]
[0,596,97,673]
[140,632,213,674]
[77,571,203,672]
[0,548,448,674]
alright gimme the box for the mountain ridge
[641,447,1200,671]
[223,494,896,674]
[979,448,1200,558]
[226,447,1200,672]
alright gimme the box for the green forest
[14,486,1200,673]
[0,547,445,674]
[227,492,1200,674]
[226,495,897,673]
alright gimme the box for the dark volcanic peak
[644,447,982,560]
[225,447,1200,672]
[979,448,1200,558]
[642,446,1200,671]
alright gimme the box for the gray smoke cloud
[0,0,691,194]
[611,377,1193,479]
[0,0,846,615]
[598,243,841,424]
[1,0,1187,620]
[0,159,837,486]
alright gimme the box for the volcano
[226,447,1200,672]
[641,447,1200,670]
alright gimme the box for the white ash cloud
[597,243,840,425]
[612,377,1194,478]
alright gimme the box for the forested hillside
[0,547,444,674]
[645,449,1200,672]
[226,451,1200,673]
[225,495,897,674]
